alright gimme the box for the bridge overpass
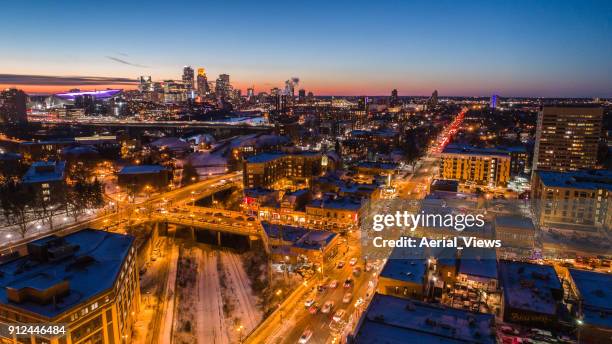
[32,118,273,131]
[0,172,242,255]
[152,205,270,253]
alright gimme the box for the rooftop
[22,160,66,184]
[356,161,399,170]
[569,269,612,328]
[442,144,511,158]
[293,230,337,250]
[54,89,122,101]
[535,170,612,191]
[245,152,286,163]
[494,215,535,231]
[261,222,309,243]
[353,293,495,344]
[308,196,362,211]
[458,247,497,280]
[499,261,562,315]
[118,164,169,175]
[380,248,427,284]
[0,229,134,318]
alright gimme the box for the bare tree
[0,181,36,238]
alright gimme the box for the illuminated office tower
[196,68,210,96]
[533,106,603,172]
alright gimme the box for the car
[308,304,319,314]
[304,298,315,308]
[298,329,313,343]
[329,280,338,288]
[247,217,255,221]
[333,309,346,322]
[352,267,362,276]
[349,257,358,266]
[342,292,352,303]
[317,284,327,293]
[321,300,334,313]
[336,261,345,269]
[354,297,364,308]
[344,278,353,288]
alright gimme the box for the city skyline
[1,0,611,97]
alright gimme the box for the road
[252,232,375,344]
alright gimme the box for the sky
[0,0,611,97]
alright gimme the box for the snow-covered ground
[221,251,263,334]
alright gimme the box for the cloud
[105,56,148,68]
[0,74,139,86]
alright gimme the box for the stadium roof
[54,89,122,101]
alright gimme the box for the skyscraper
[533,106,603,172]
[182,66,194,90]
[428,90,439,107]
[215,74,231,99]
[390,89,399,106]
[490,94,499,109]
[298,89,306,102]
[196,68,209,97]
[138,76,153,92]
[0,88,27,124]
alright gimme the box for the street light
[236,325,244,343]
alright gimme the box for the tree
[181,162,199,186]
[33,183,66,231]
[88,179,105,208]
[66,180,88,222]
[0,181,36,238]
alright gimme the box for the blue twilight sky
[0,0,611,97]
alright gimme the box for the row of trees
[0,179,104,238]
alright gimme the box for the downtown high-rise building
[390,89,399,106]
[182,66,194,90]
[0,88,27,124]
[215,74,231,99]
[428,89,439,107]
[138,76,153,92]
[196,68,210,97]
[533,106,603,172]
